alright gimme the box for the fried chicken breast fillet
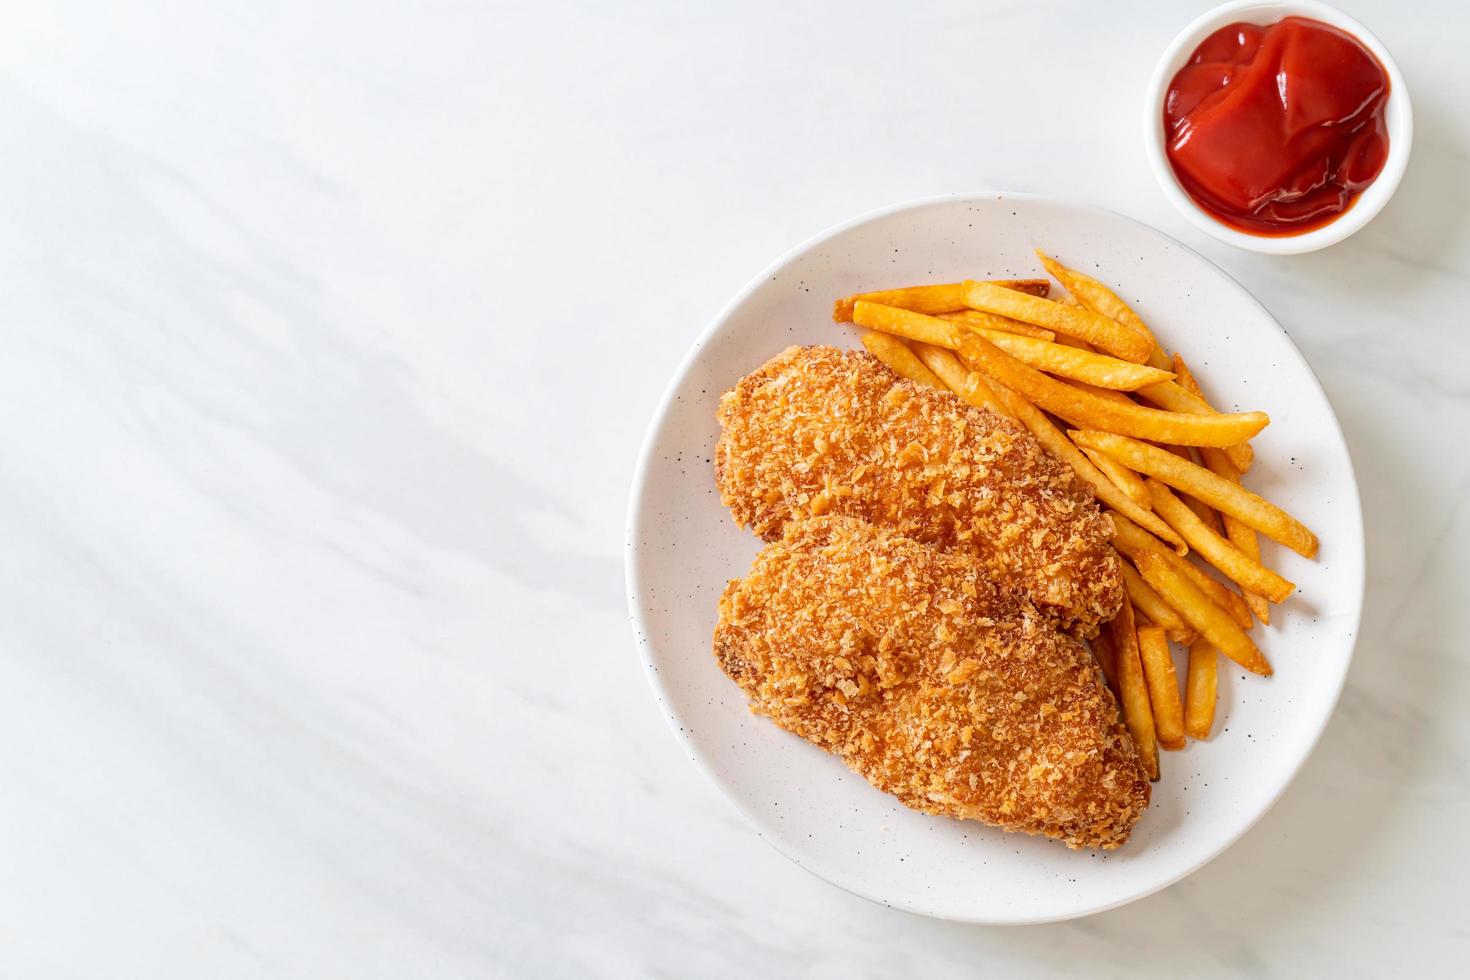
[715,345,1122,637]
[714,516,1151,849]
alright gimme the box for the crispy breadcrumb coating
[716,345,1122,636]
[714,517,1151,849]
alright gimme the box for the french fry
[1172,353,1255,470]
[1112,507,1243,615]
[1135,379,1254,473]
[1091,629,1119,696]
[1083,446,1150,508]
[1068,379,1135,406]
[1170,352,1252,470]
[1152,447,1220,538]
[1146,479,1296,603]
[909,342,1013,419]
[1184,492,1226,536]
[1138,625,1185,750]
[976,332,1173,391]
[860,331,945,389]
[851,301,956,347]
[1170,353,1203,395]
[853,302,1172,391]
[1158,569,1243,634]
[1199,446,1272,624]
[1134,550,1271,675]
[1169,447,1227,534]
[1178,560,1254,630]
[1169,550,1253,629]
[1108,508,1181,559]
[1034,250,1171,371]
[1109,599,1159,780]
[1184,639,1218,740]
[963,281,1155,362]
[833,278,1050,322]
[1119,558,1195,644]
[1158,450,1249,565]
[1048,330,1093,350]
[1155,444,1241,545]
[1110,510,1253,628]
[937,309,1054,341]
[1227,519,1272,624]
[970,377,1186,549]
[1156,441,1193,462]
[1072,430,1317,558]
[953,331,1269,447]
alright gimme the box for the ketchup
[1163,17,1390,236]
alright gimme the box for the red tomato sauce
[1163,16,1390,236]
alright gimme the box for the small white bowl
[1144,0,1412,255]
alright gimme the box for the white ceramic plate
[625,193,1364,923]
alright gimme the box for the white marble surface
[0,0,1464,975]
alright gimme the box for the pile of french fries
[834,251,1318,781]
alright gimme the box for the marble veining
[0,1,1464,976]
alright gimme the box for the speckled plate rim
[624,191,1365,923]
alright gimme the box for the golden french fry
[937,309,1054,341]
[851,301,956,347]
[1184,639,1218,740]
[1185,494,1226,536]
[1200,446,1272,624]
[1178,559,1253,630]
[1048,329,1093,350]
[1068,379,1135,407]
[1073,430,1317,558]
[972,377,1186,549]
[1138,625,1185,750]
[1160,452,1248,562]
[1109,510,1252,627]
[1170,353,1203,394]
[860,331,945,389]
[1169,449,1227,534]
[1150,567,1244,636]
[953,331,1269,447]
[1136,379,1254,473]
[1172,352,1252,462]
[1172,355,1254,473]
[1109,508,1179,558]
[833,278,1050,322]
[1159,547,1254,629]
[853,303,1172,391]
[1082,446,1149,508]
[977,333,1173,390]
[1146,479,1296,603]
[1228,524,1272,623]
[909,342,1012,419]
[963,281,1155,362]
[1109,599,1159,780]
[1119,558,1195,643]
[1034,250,1171,370]
[1091,629,1119,697]
[1134,550,1270,675]
[1156,445,1243,547]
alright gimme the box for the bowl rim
[625,190,1366,922]
[1143,0,1413,255]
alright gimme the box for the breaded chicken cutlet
[715,517,1150,849]
[715,345,1122,636]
